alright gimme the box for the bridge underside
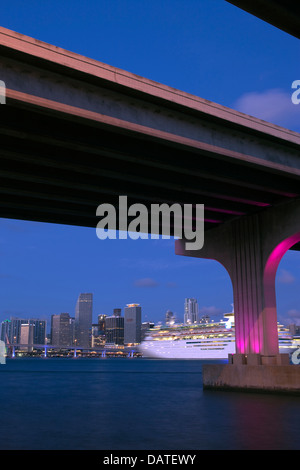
[0,26,299,249]
[1,96,300,253]
[227,0,300,39]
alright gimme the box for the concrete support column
[230,215,274,355]
[175,199,300,359]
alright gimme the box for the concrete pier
[176,199,300,393]
[202,355,300,394]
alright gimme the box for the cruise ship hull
[138,338,236,359]
[138,336,296,360]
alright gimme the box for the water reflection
[202,390,300,449]
[0,358,299,450]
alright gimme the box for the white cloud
[279,309,300,326]
[287,309,300,319]
[233,88,300,131]
[120,256,208,271]
[198,306,224,317]
[166,281,178,288]
[134,277,159,288]
[277,269,295,284]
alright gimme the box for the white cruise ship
[138,313,296,360]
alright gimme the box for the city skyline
[0,0,299,327]
[1,280,298,332]
[1,290,234,333]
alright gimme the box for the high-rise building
[8,318,29,344]
[165,310,175,325]
[91,314,106,347]
[31,319,46,345]
[69,317,75,345]
[124,304,142,345]
[105,310,124,345]
[20,323,34,352]
[184,298,199,324]
[98,314,106,335]
[0,319,11,343]
[51,313,72,346]
[75,293,93,348]
[1,317,46,346]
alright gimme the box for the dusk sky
[0,0,299,329]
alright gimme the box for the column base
[203,354,300,394]
[228,353,290,366]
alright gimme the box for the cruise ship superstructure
[138,313,296,359]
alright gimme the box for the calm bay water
[0,357,300,450]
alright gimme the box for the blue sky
[0,0,299,328]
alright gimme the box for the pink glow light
[205,206,246,216]
[235,233,300,356]
[260,231,300,356]
[265,232,300,281]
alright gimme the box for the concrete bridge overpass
[0,26,300,391]
[227,0,300,40]
[0,26,299,234]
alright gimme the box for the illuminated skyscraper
[6,318,29,344]
[165,310,175,325]
[98,314,106,336]
[184,298,199,324]
[20,323,34,352]
[51,313,72,346]
[1,317,46,346]
[91,314,106,347]
[0,319,11,343]
[31,319,46,345]
[105,310,124,345]
[124,304,142,345]
[75,293,93,348]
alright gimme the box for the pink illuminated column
[230,215,266,355]
[221,224,300,356]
